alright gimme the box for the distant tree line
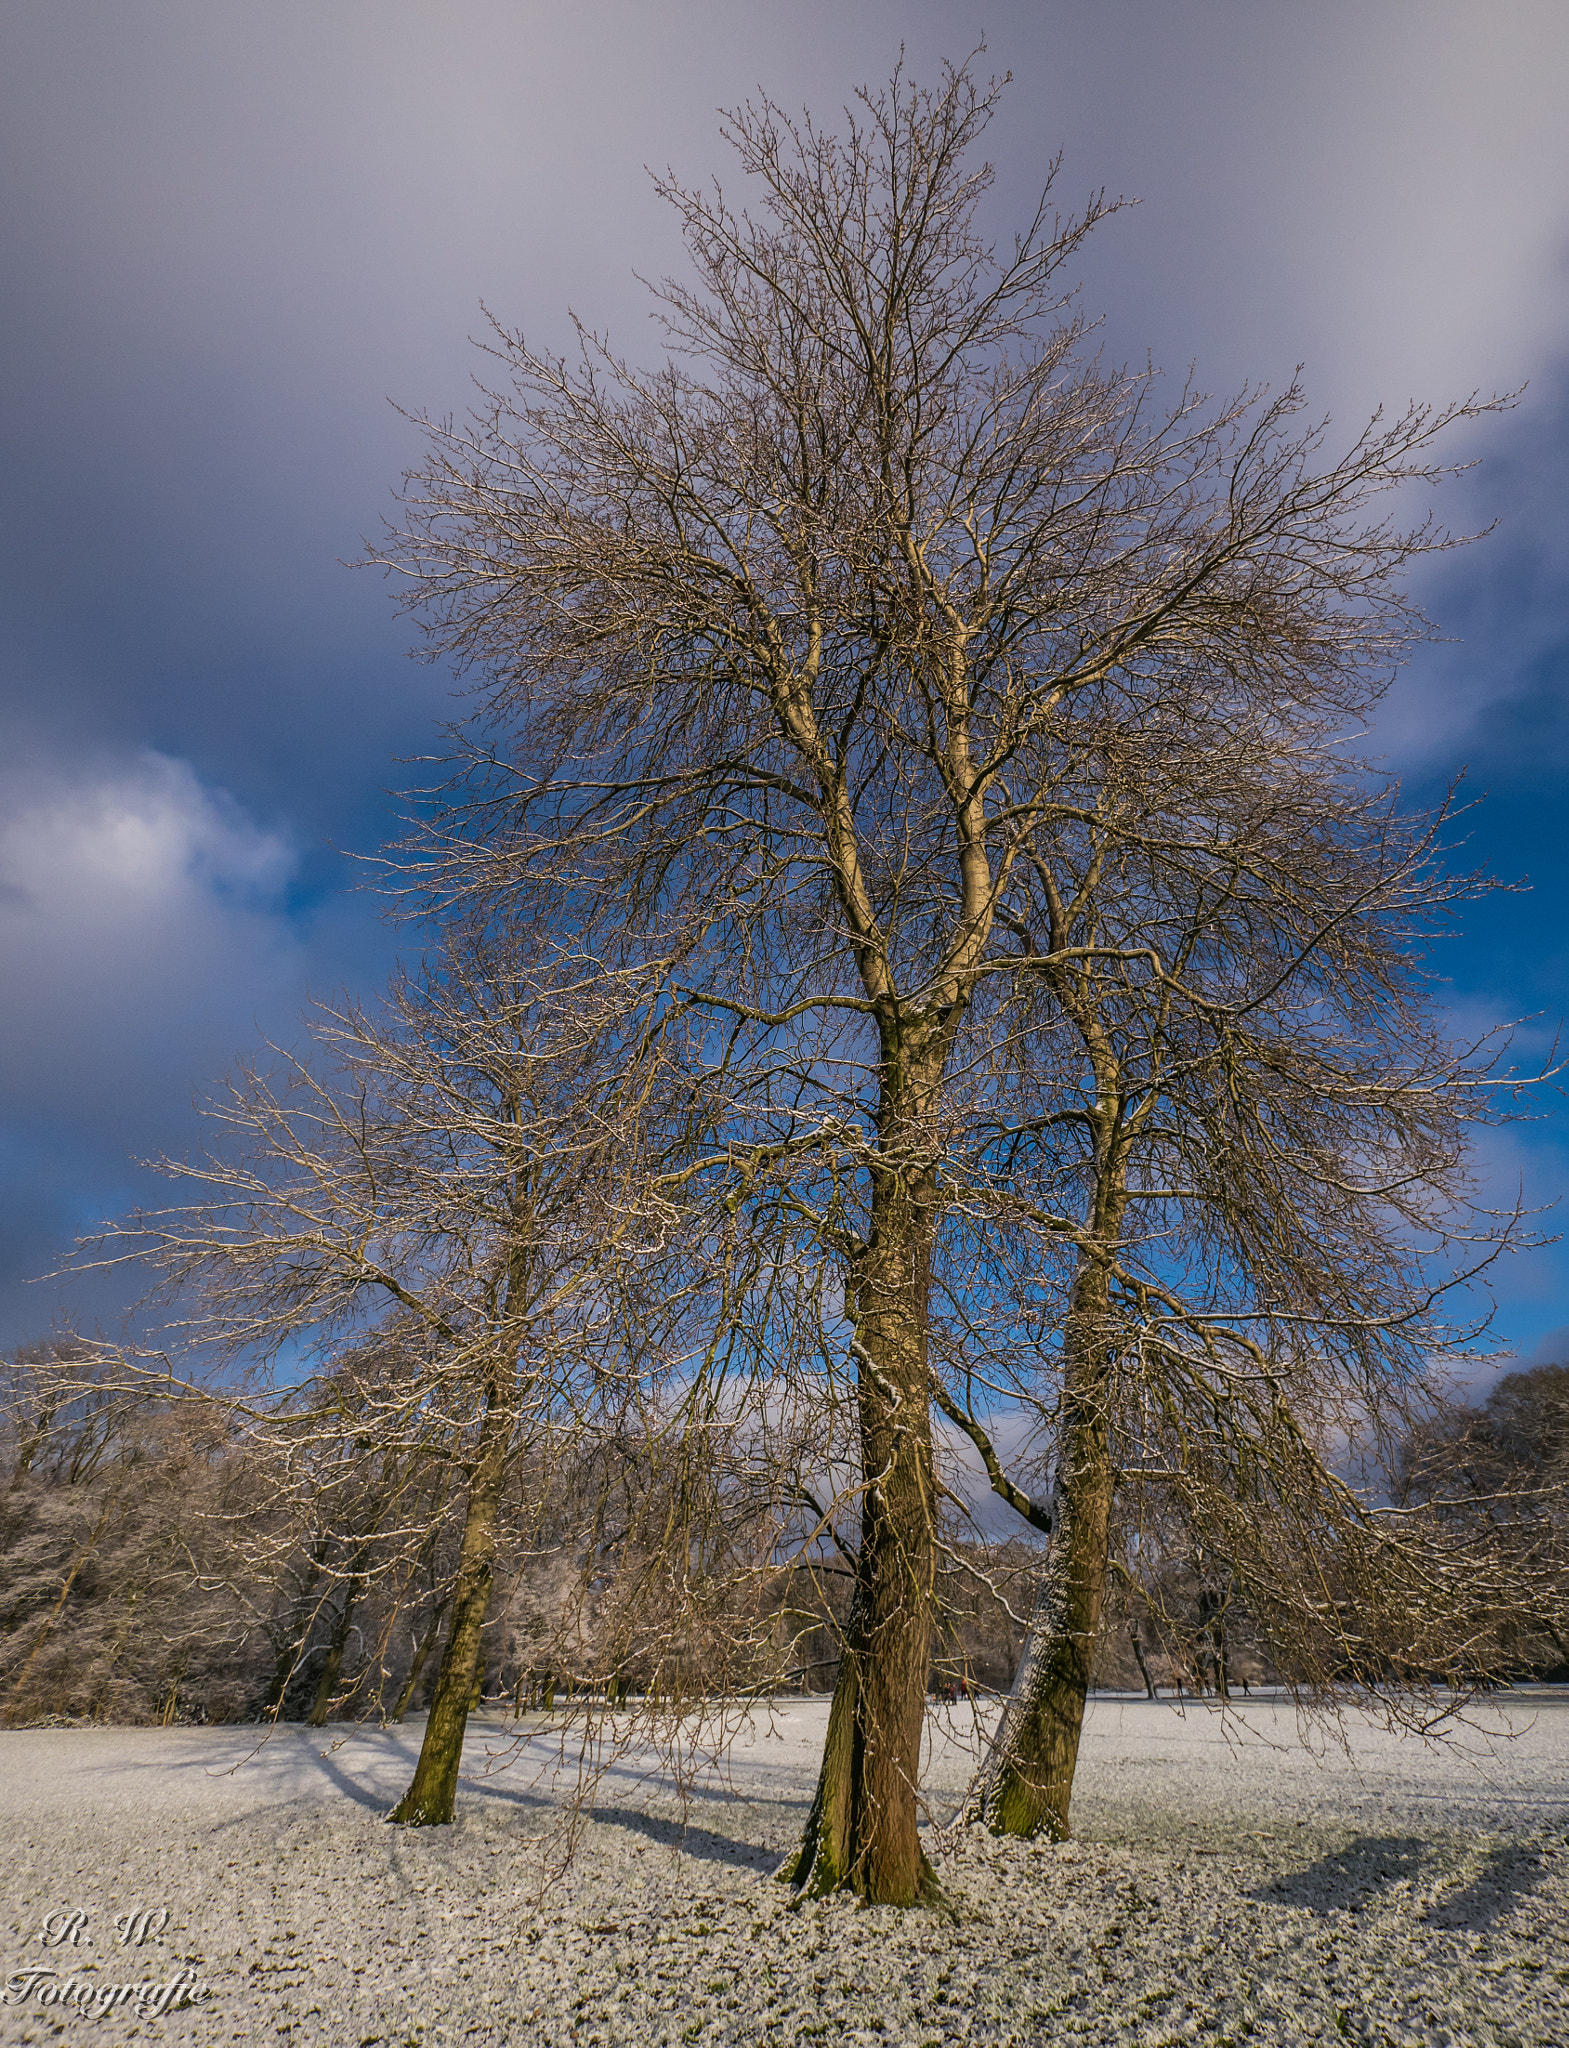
[4,1338,1563,1733]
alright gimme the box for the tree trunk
[1197,1578,1230,1700]
[783,1129,941,1906]
[307,1552,369,1727]
[390,1593,452,1724]
[1129,1624,1158,1700]
[388,1412,507,1826]
[263,1536,331,1720]
[963,1251,1118,1841]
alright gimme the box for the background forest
[4,1339,1564,1732]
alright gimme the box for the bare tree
[372,56,1515,1900]
[79,923,673,1823]
[1398,1363,1569,1678]
[908,726,1554,1840]
[1,1341,268,1726]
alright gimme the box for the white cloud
[0,750,303,1144]
[3,750,291,903]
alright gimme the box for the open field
[2,1691,1567,2045]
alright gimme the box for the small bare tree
[79,923,676,1823]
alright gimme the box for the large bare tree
[375,60,1507,1903]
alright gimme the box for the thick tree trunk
[306,1612,349,1727]
[963,1252,1118,1841]
[388,1416,507,1827]
[783,1132,941,1907]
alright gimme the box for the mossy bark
[783,1096,942,1907]
[964,1234,1121,1841]
[390,1155,536,1825]
[388,1410,507,1826]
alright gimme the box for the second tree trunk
[965,1266,1116,1841]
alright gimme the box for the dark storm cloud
[1,0,1567,1353]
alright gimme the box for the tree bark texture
[964,1249,1119,1841]
[390,1594,451,1724]
[785,1118,941,1906]
[388,1411,507,1827]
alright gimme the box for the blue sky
[2,1,1567,1375]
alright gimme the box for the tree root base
[776,1842,953,1914]
[959,1766,1074,1843]
[386,1796,453,1827]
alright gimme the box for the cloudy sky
[2,0,1568,1370]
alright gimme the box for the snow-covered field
[3,1690,1567,2045]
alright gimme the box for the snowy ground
[2,1689,1567,2045]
